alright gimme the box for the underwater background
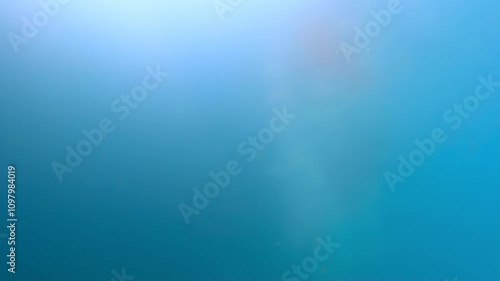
[0,0,499,280]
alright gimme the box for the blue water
[1,0,499,280]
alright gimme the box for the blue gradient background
[0,0,499,280]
